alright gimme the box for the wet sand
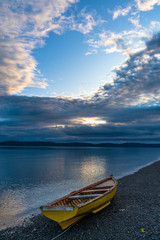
[0,161,160,240]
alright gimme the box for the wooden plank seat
[68,194,101,199]
[81,189,109,194]
[94,180,114,188]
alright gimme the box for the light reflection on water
[0,146,160,230]
[81,157,106,181]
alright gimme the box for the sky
[0,0,160,143]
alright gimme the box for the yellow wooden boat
[40,175,118,229]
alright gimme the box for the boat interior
[46,178,116,208]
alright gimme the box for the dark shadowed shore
[0,161,160,240]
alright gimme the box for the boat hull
[40,185,117,229]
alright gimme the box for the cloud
[0,0,78,95]
[112,0,160,20]
[108,1,160,57]
[136,0,160,11]
[128,15,141,28]
[96,33,160,107]
[87,28,149,56]
[1,32,160,143]
[70,8,104,34]
[1,1,160,142]
[0,37,47,95]
[113,6,132,20]
[0,0,102,96]
[87,12,160,57]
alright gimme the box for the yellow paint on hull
[92,201,111,213]
[58,214,87,229]
[40,186,117,229]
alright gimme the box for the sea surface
[0,146,160,230]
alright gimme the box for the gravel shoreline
[0,161,160,240]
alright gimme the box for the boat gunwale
[43,176,118,208]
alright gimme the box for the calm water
[0,146,160,230]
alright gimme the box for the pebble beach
[0,160,160,240]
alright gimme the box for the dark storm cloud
[1,33,160,142]
[0,95,96,132]
[147,33,160,50]
[1,95,160,142]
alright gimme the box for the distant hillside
[0,141,160,148]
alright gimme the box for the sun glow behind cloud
[72,117,107,126]
[49,117,107,128]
